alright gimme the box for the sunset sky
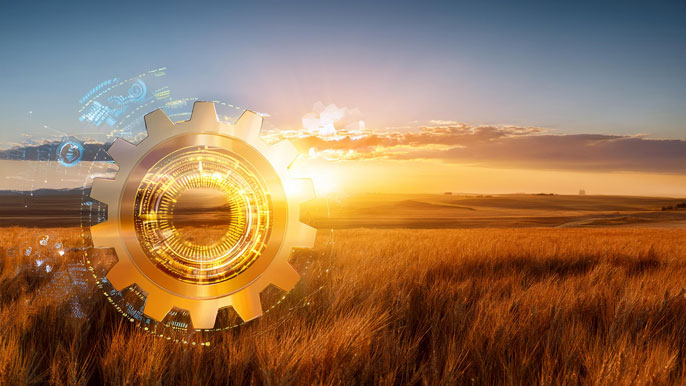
[0,0,684,196]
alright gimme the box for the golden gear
[90,101,316,329]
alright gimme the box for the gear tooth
[187,303,220,329]
[90,178,117,204]
[294,224,317,248]
[190,101,219,130]
[106,263,135,291]
[90,221,117,248]
[270,263,301,292]
[232,290,263,322]
[287,178,316,203]
[144,109,174,138]
[107,138,136,163]
[143,292,171,322]
[269,139,299,167]
[234,110,262,142]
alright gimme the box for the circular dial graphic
[133,146,273,284]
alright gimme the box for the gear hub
[90,101,316,329]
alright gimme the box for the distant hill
[302,193,686,229]
[0,142,111,162]
[2,190,685,229]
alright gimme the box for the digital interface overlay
[0,69,335,345]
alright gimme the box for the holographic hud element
[1,68,333,344]
[77,68,177,142]
[57,139,84,167]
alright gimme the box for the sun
[290,161,339,196]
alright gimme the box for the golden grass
[0,226,685,385]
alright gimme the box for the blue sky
[1,0,684,144]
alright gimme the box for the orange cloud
[266,124,686,174]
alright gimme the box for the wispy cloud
[301,102,365,136]
[428,120,458,125]
[265,105,686,174]
[387,131,686,173]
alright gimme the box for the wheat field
[0,226,685,385]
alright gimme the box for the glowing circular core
[133,146,272,285]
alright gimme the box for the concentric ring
[133,146,272,284]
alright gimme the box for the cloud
[266,120,686,174]
[389,133,686,173]
[301,102,365,136]
[428,120,458,125]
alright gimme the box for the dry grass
[0,226,685,385]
